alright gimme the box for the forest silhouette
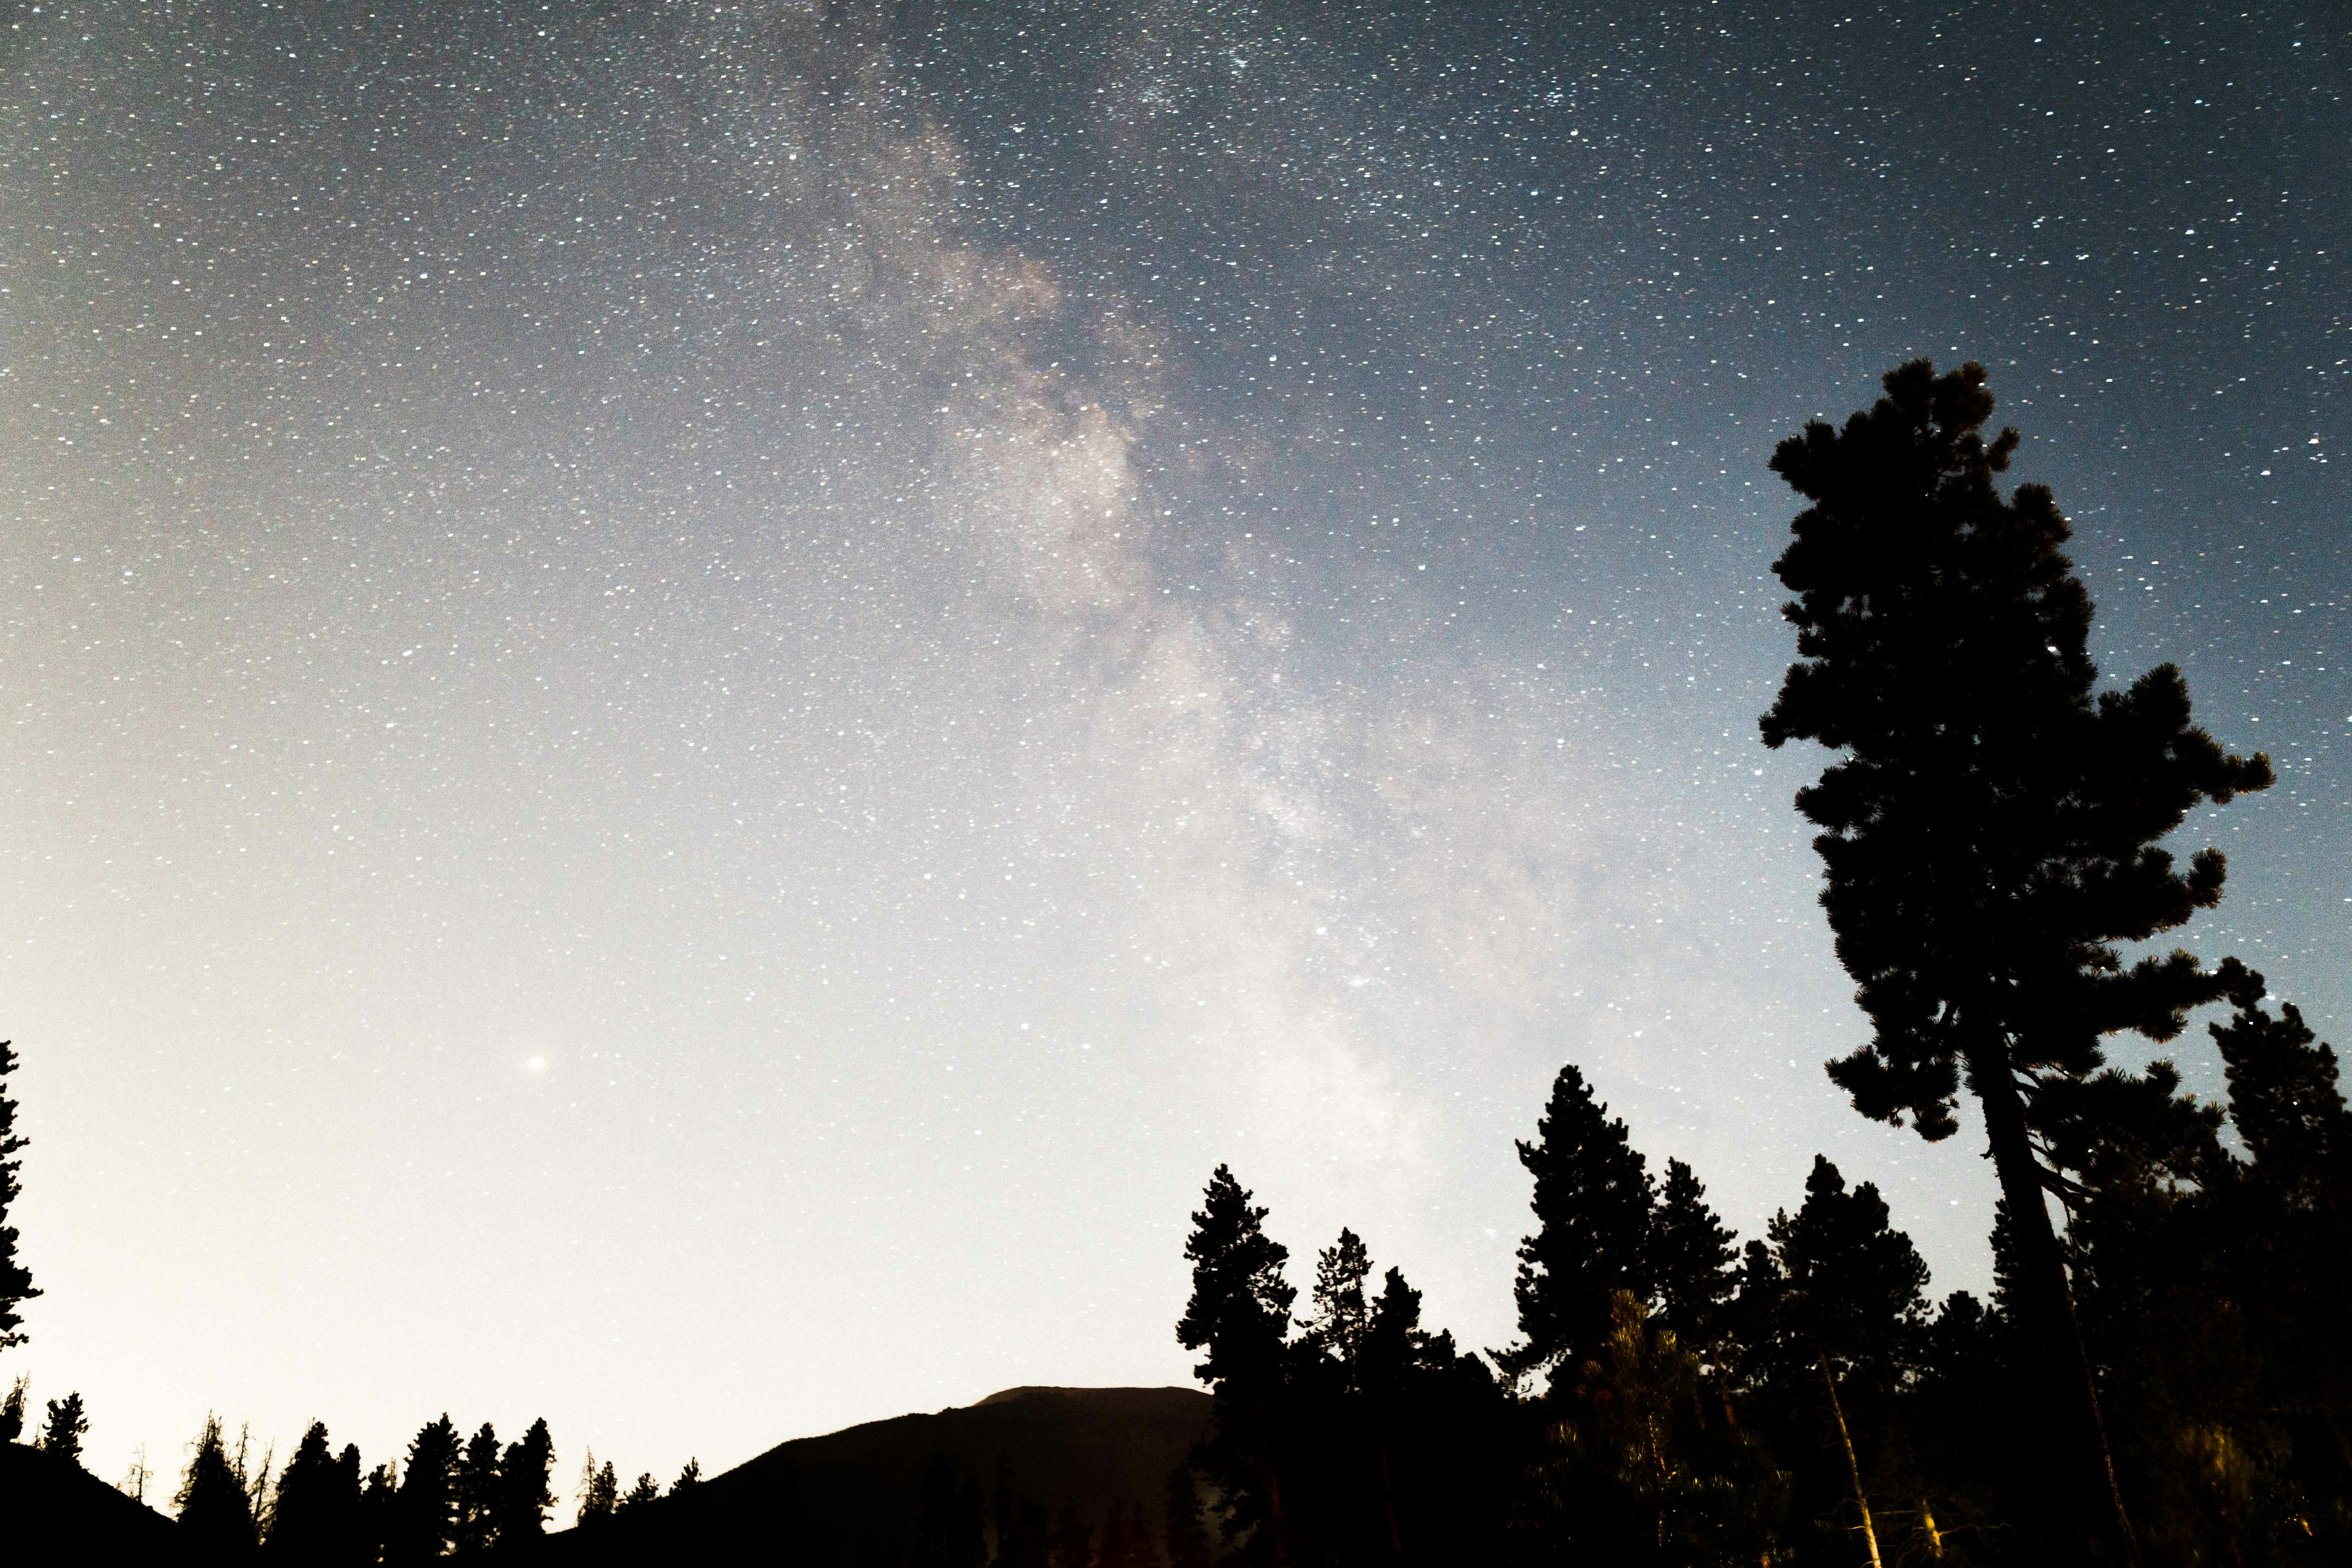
[3,363,2347,1563]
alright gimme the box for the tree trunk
[1813,1342,1884,1568]
[1967,1039,2141,1566]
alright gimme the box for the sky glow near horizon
[2,0,2346,1497]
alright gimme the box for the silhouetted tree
[1162,1464,1214,1568]
[361,1461,399,1561]
[0,1372,25,1442]
[577,1455,618,1528]
[617,1471,659,1514]
[0,1041,36,1353]
[1646,1159,1737,1357]
[493,1418,555,1548]
[1300,1228,1373,1368]
[453,1421,500,1555]
[36,1389,85,1466]
[180,1414,260,1558]
[1502,1064,1655,1387]
[387,1414,460,1563]
[671,1457,701,1494]
[1763,1157,1930,1568]
[265,1421,364,1562]
[1178,1164,1297,1563]
[1760,357,2270,1559]
[2200,979,2352,1548]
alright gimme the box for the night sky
[4,0,2345,1495]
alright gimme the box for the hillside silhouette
[537,1385,1210,1564]
[2,1439,180,1552]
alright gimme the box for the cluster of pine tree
[1178,1011,2352,1566]
[159,1410,559,1561]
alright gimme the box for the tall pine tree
[267,1422,363,1563]
[1177,1165,1297,1565]
[179,1414,259,1556]
[452,1421,500,1556]
[1760,359,2269,1561]
[1503,1063,1655,1387]
[494,1417,556,1548]
[387,1414,460,1564]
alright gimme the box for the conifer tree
[671,1457,701,1494]
[1764,1157,1931,1568]
[0,1041,37,1353]
[2213,980,2351,1205]
[0,1372,25,1443]
[267,1422,359,1563]
[2209,978,2352,1494]
[618,1472,659,1513]
[1300,1229,1372,1370]
[361,1461,400,1560]
[1177,1164,1296,1563]
[37,1389,86,1466]
[1645,1158,1737,1354]
[576,1456,618,1528]
[1503,1063,1655,1385]
[387,1414,460,1564]
[332,1445,366,1559]
[494,1418,556,1547]
[452,1421,500,1555]
[1760,358,2270,1559]
[179,1414,260,1555]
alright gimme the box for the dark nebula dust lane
[1,0,2343,1478]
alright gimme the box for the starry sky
[3,0,2345,1496]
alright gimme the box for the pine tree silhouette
[1760,358,2270,1561]
[264,1421,359,1561]
[0,1372,25,1443]
[1646,1158,1737,1353]
[360,1461,399,1561]
[0,1042,38,1353]
[577,1457,618,1528]
[179,1413,259,1556]
[1177,1164,1296,1565]
[494,1417,555,1548]
[36,1390,86,1467]
[1501,1063,1655,1385]
[1300,1229,1372,1369]
[1764,1157,1932,1568]
[387,1414,460,1564]
[452,1421,500,1556]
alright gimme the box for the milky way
[3,0,2345,1486]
